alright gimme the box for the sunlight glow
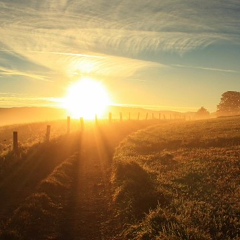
[62,78,111,120]
[79,61,95,74]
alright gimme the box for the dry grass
[0,119,81,155]
[112,117,240,239]
[1,117,239,239]
[0,120,159,239]
[1,154,78,240]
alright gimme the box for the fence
[11,112,190,156]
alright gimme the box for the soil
[59,122,150,240]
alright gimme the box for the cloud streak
[0,0,239,109]
[0,96,59,108]
[172,64,239,74]
[1,0,240,59]
[0,67,53,82]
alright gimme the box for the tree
[217,91,240,116]
[195,107,210,119]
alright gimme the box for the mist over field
[0,107,67,126]
[0,105,199,126]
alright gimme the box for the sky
[0,0,240,112]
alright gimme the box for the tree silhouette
[195,107,210,119]
[217,91,240,116]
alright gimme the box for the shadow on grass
[112,161,170,222]
[0,154,78,240]
[0,133,80,231]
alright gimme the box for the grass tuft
[112,117,240,239]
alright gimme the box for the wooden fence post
[13,131,18,155]
[120,112,122,122]
[80,117,84,131]
[109,112,112,123]
[67,116,70,134]
[145,113,148,120]
[45,125,51,142]
[128,112,131,121]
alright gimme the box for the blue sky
[0,0,239,112]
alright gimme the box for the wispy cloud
[1,0,239,64]
[0,67,53,82]
[0,0,239,94]
[0,96,59,108]
[172,64,239,74]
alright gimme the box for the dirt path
[60,123,150,240]
[0,121,155,239]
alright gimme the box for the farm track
[0,121,154,239]
[61,130,118,239]
[60,124,150,239]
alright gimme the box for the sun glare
[62,78,111,120]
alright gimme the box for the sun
[62,78,111,120]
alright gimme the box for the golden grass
[112,117,240,239]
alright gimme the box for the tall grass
[0,154,78,240]
[0,119,81,155]
[112,117,240,239]
[0,120,159,239]
[0,132,80,237]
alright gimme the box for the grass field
[0,117,239,239]
[0,119,83,155]
[0,119,155,239]
[112,117,240,239]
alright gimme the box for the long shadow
[59,128,108,240]
[58,125,120,240]
[58,122,154,240]
[58,133,82,240]
[0,133,79,228]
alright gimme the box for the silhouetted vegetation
[217,91,240,116]
[195,106,210,119]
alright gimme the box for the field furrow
[0,121,154,239]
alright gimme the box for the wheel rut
[60,124,144,240]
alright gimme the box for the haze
[0,0,240,113]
